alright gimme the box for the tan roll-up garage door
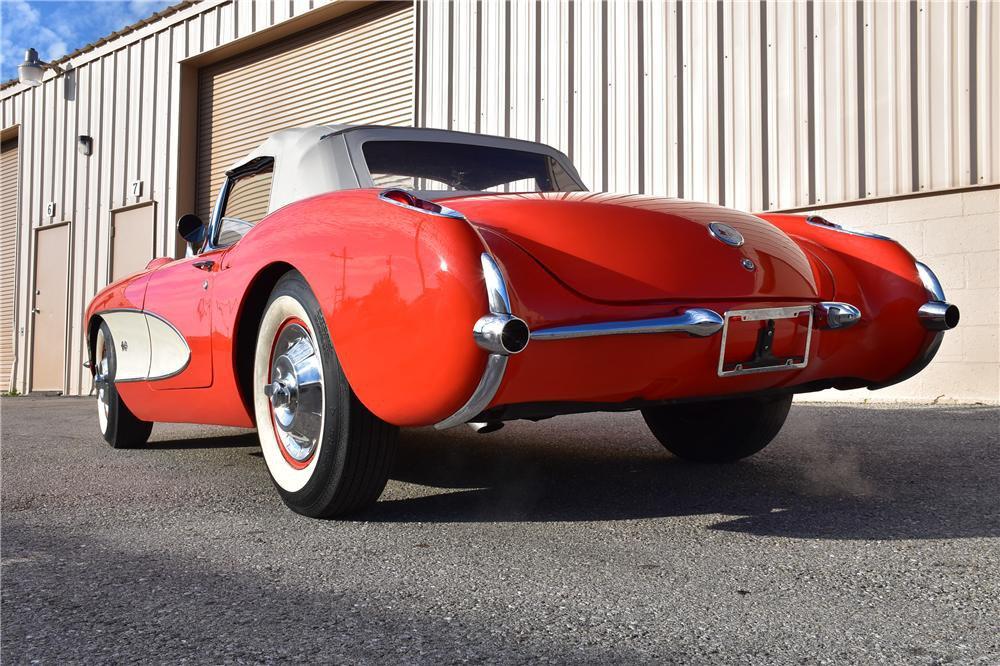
[0,138,18,392]
[196,1,414,220]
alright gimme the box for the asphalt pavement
[2,396,998,664]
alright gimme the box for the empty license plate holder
[717,305,814,377]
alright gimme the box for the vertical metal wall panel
[991,0,999,185]
[916,0,972,191]
[418,0,995,209]
[539,0,570,173]
[868,1,909,197]
[984,0,1000,185]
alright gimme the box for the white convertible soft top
[226,124,585,214]
[229,125,351,214]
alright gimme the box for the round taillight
[383,189,418,207]
[379,189,465,220]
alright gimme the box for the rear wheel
[94,321,153,448]
[641,394,792,463]
[253,271,398,518]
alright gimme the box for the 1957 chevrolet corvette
[86,125,959,517]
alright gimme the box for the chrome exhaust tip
[473,314,530,355]
[918,301,960,331]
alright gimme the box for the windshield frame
[339,126,588,194]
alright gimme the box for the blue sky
[1,0,174,82]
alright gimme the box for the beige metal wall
[0,0,410,396]
[417,0,1000,209]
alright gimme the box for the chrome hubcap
[265,322,323,464]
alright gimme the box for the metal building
[0,0,997,402]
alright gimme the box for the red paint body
[85,190,936,428]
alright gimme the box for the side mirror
[177,214,206,253]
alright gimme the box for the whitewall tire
[253,271,398,517]
[94,321,153,448]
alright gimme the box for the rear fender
[761,213,934,374]
[222,189,494,426]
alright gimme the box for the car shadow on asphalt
[354,407,1000,541]
[148,433,259,450]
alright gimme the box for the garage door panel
[0,138,17,392]
[196,2,414,220]
[202,53,415,110]
[204,26,414,97]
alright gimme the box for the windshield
[361,140,584,193]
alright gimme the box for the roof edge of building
[0,0,198,92]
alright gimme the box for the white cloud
[1,0,75,79]
[1,0,173,82]
[44,40,70,62]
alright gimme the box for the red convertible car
[86,125,959,517]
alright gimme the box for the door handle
[193,260,215,271]
[31,307,40,314]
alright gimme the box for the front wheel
[253,271,398,518]
[94,321,153,448]
[641,394,793,463]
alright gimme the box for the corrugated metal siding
[0,138,18,391]
[196,2,413,220]
[418,0,1000,210]
[0,0,402,396]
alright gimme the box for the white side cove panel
[98,310,190,382]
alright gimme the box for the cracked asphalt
[2,396,998,664]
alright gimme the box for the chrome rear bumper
[530,308,724,341]
[435,255,954,428]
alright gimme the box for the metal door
[111,203,155,282]
[30,223,69,392]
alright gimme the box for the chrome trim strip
[378,188,467,220]
[717,305,814,377]
[817,302,862,329]
[480,253,511,315]
[91,308,191,383]
[915,261,946,302]
[530,308,724,341]
[434,252,518,430]
[434,354,509,430]
[806,215,893,241]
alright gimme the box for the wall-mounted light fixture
[78,135,93,156]
[18,48,64,87]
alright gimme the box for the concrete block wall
[797,188,1000,404]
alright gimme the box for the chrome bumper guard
[435,254,522,430]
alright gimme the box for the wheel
[94,321,153,448]
[253,271,398,518]
[641,394,793,463]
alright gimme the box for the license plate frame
[716,305,814,377]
